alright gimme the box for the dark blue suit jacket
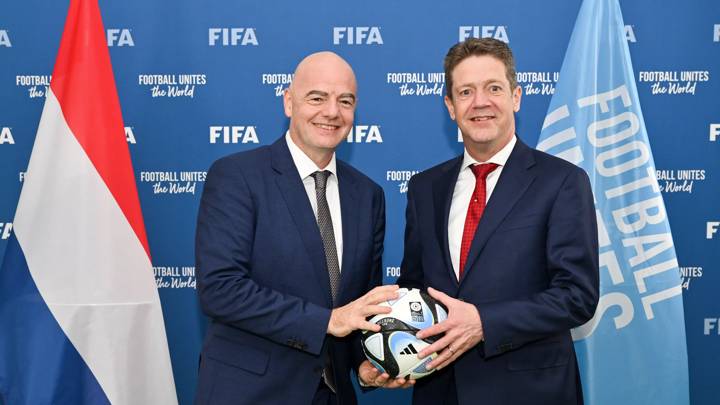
[399,139,599,405]
[195,137,385,405]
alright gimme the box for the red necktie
[459,163,499,279]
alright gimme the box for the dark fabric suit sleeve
[196,159,331,356]
[478,168,599,358]
[398,176,426,290]
[351,185,386,372]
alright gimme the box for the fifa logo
[705,318,720,335]
[0,222,12,240]
[346,125,383,143]
[708,222,720,239]
[459,26,509,43]
[333,27,383,45]
[107,29,134,47]
[624,25,637,43]
[209,126,259,144]
[0,127,14,145]
[208,28,259,46]
[710,124,719,142]
[0,30,11,47]
[125,127,136,144]
[409,302,424,322]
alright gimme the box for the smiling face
[444,54,521,161]
[284,52,357,168]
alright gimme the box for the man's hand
[358,360,415,389]
[416,287,484,370]
[327,285,399,337]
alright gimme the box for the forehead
[293,63,357,95]
[451,55,509,86]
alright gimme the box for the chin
[463,133,498,145]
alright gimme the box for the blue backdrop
[1,1,718,404]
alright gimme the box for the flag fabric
[536,0,689,404]
[0,0,177,403]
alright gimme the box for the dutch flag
[0,0,177,403]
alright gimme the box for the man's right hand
[327,285,399,337]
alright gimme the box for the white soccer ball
[361,288,448,380]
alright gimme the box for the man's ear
[444,95,456,121]
[283,88,293,118]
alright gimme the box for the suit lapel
[337,163,359,304]
[270,138,333,305]
[432,156,464,285]
[460,140,537,284]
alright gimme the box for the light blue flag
[536,0,689,404]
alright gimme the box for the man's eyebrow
[456,79,504,88]
[304,90,329,98]
[304,90,356,102]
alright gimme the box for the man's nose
[471,89,490,108]
[322,99,340,118]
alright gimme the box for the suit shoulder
[207,145,272,174]
[409,156,461,187]
[530,147,591,184]
[532,148,587,174]
[337,160,383,193]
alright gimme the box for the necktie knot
[311,170,331,190]
[470,163,499,180]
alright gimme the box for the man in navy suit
[398,38,599,404]
[195,52,410,405]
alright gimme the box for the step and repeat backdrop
[1,1,718,403]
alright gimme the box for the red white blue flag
[0,0,177,403]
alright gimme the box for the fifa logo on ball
[409,302,424,322]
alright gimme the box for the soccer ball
[361,288,448,380]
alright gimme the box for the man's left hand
[416,287,484,370]
[358,360,415,389]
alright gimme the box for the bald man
[195,52,408,405]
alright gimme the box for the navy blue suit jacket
[399,139,599,405]
[195,137,385,405]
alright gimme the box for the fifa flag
[0,0,177,404]
[537,0,689,404]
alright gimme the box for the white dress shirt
[286,132,343,271]
[448,135,517,279]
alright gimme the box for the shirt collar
[285,131,337,180]
[461,135,517,170]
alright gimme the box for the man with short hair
[195,51,409,405]
[399,38,599,404]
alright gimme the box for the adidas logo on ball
[399,343,419,355]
